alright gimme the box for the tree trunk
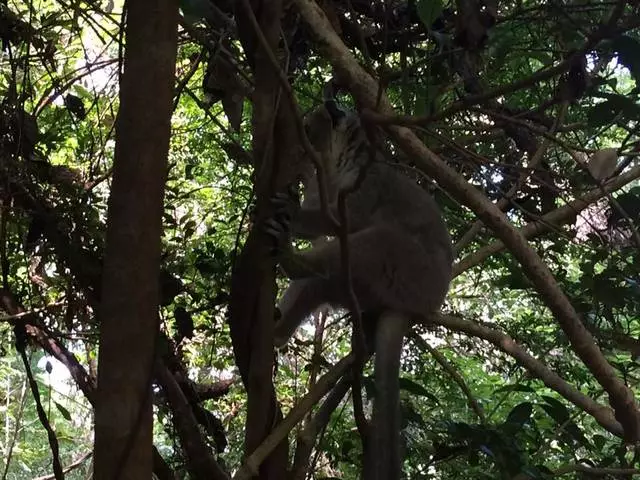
[93,0,179,478]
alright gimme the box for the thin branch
[512,463,640,480]
[0,378,27,480]
[291,377,351,480]
[410,333,485,423]
[0,302,65,323]
[32,451,93,480]
[15,331,64,480]
[155,364,229,480]
[553,464,640,477]
[455,102,568,252]
[238,0,337,227]
[0,291,175,480]
[240,0,371,462]
[336,190,369,446]
[568,149,640,249]
[360,17,640,128]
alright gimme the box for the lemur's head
[303,81,370,184]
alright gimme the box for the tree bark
[230,1,304,477]
[93,0,179,478]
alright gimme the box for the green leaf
[184,219,197,239]
[54,402,72,421]
[506,402,533,427]
[587,94,640,127]
[565,421,590,447]
[587,100,621,127]
[416,0,444,29]
[398,377,439,403]
[541,396,570,423]
[539,396,588,446]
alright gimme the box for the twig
[512,463,640,480]
[0,378,27,480]
[410,333,485,422]
[0,302,66,323]
[568,149,640,249]
[32,452,93,480]
[360,17,640,128]
[455,102,568,252]
[155,363,229,480]
[15,326,65,480]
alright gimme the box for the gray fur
[274,106,453,347]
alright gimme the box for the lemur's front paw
[263,185,300,255]
[271,183,300,213]
[263,205,292,256]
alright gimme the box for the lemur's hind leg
[275,278,342,347]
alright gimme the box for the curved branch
[429,314,623,437]
[155,364,229,480]
[455,103,568,252]
[291,377,351,480]
[0,290,177,480]
[292,0,640,441]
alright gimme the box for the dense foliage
[1,0,640,478]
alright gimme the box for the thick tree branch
[94,0,179,476]
[230,2,294,478]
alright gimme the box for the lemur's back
[274,103,453,344]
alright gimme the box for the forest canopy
[1,0,640,479]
